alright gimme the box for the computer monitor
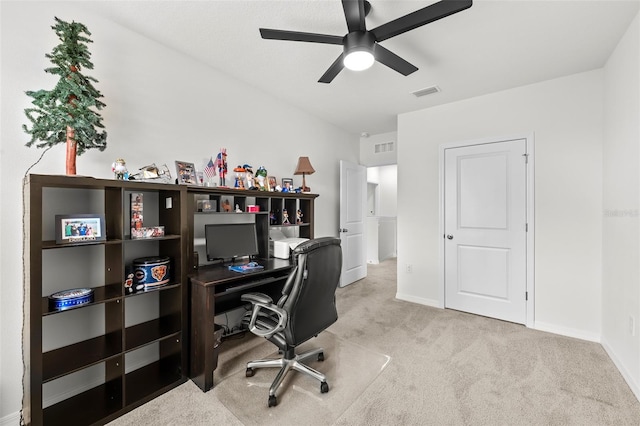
[205,223,259,262]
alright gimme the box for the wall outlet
[629,315,636,336]
[166,197,172,209]
[405,263,413,273]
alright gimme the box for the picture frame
[281,178,293,192]
[55,214,106,245]
[131,226,165,239]
[268,176,277,191]
[175,160,198,185]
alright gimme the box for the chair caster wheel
[246,368,255,377]
[268,395,278,407]
[320,381,329,393]
[318,352,324,362]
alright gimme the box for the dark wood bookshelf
[43,331,123,382]
[43,378,123,426]
[41,283,123,316]
[26,174,317,425]
[26,174,188,426]
[125,316,182,351]
[125,353,183,405]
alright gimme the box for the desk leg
[190,281,217,392]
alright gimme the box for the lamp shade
[294,157,315,176]
[294,157,315,192]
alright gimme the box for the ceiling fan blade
[371,0,472,42]
[342,0,366,33]
[318,54,345,83]
[260,28,343,45]
[374,44,418,76]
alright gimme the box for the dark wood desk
[189,258,293,392]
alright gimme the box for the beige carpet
[109,259,640,425]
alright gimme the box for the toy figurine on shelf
[222,199,232,212]
[213,148,228,187]
[111,158,128,180]
[255,166,268,191]
[282,209,290,225]
[233,165,246,189]
[296,209,303,224]
[235,204,242,213]
[269,210,277,225]
[243,164,256,189]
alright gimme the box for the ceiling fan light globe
[344,50,374,71]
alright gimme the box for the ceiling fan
[259,0,473,83]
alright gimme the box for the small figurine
[213,148,228,187]
[255,166,268,191]
[243,164,256,190]
[235,204,242,213]
[233,165,246,189]
[124,272,135,294]
[111,158,128,180]
[222,199,232,212]
[282,209,290,225]
[296,209,303,224]
[269,210,277,225]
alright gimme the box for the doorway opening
[366,165,397,265]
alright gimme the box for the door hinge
[525,291,528,301]
[525,223,528,232]
[522,153,529,163]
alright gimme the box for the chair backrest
[279,237,342,346]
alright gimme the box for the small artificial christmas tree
[23,17,107,175]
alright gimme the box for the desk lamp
[294,157,315,192]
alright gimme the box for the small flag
[204,157,216,178]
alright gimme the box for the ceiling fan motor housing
[343,31,376,56]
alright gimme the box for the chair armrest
[242,293,288,338]
[241,292,273,305]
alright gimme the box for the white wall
[397,69,604,341]
[0,2,358,422]
[601,13,640,399]
[360,131,397,166]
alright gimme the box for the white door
[444,139,527,324]
[340,160,367,287]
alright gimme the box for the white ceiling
[78,0,639,135]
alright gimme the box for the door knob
[447,234,454,240]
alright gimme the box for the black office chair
[241,237,342,407]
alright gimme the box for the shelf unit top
[28,174,320,199]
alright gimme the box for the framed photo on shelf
[268,176,277,191]
[55,214,106,245]
[175,161,198,185]
[281,178,293,192]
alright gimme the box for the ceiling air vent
[374,142,395,154]
[412,85,440,98]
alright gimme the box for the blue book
[228,262,264,273]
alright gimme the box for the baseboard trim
[601,338,640,402]
[533,321,600,342]
[395,292,440,308]
[0,411,20,426]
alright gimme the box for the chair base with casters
[241,237,342,408]
[245,346,329,407]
